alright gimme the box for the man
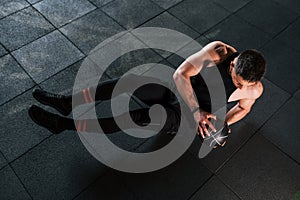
[29,41,266,147]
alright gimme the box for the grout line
[8,163,34,200]
[186,174,214,200]
[0,3,31,21]
[214,175,244,200]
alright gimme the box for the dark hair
[235,49,266,82]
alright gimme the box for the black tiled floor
[0,165,31,200]
[258,95,300,163]
[243,78,291,130]
[33,0,96,27]
[151,0,183,9]
[169,0,230,34]
[60,9,124,55]
[11,131,108,200]
[236,0,298,36]
[0,87,50,162]
[190,176,240,200]
[0,44,7,57]
[0,7,54,51]
[260,40,300,94]
[217,134,300,200]
[0,54,35,105]
[139,11,200,58]
[0,152,7,170]
[115,152,212,200]
[88,0,115,8]
[101,0,163,29]
[0,0,29,19]
[74,171,137,200]
[273,0,300,15]
[12,30,84,83]
[212,0,251,12]
[204,14,271,50]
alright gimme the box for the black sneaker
[28,105,66,134]
[32,88,72,116]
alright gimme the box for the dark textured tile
[12,30,84,83]
[89,32,163,78]
[260,40,300,93]
[151,0,183,9]
[0,87,51,162]
[294,89,300,100]
[33,0,96,27]
[88,0,114,7]
[273,18,300,52]
[213,0,251,12]
[258,96,300,162]
[204,15,271,50]
[0,44,7,57]
[60,9,124,55]
[0,7,54,51]
[0,55,35,105]
[138,11,200,58]
[273,0,300,15]
[0,165,31,200]
[169,0,230,34]
[190,176,240,200]
[236,0,298,36]
[27,0,42,4]
[166,36,210,68]
[115,152,212,200]
[11,132,108,200]
[189,121,257,172]
[0,152,7,170]
[74,171,137,200]
[0,0,29,18]
[217,134,300,200]
[243,79,291,130]
[101,0,163,29]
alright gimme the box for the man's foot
[32,88,72,116]
[28,105,66,134]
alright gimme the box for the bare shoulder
[249,81,264,100]
[203,41,238,63]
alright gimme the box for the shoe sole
[32,90,70,116]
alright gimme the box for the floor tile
[236,0,298,36]
[190,176,240,200]
[12,30,84,83]
[0,87,51,162]
[60,9,124,55]
[204,14,271,50]
[0,7,54,51]
[258,96,300,163]
[101,0,163,29]
[213,0,251,12]
[88,0,114,7]
[34,0,96,27]
[0,54,35,105]
[260,40,300,93]
[0,152,7,170]
[89,33,163,78]
[273,18,300,52]
[115,152,212,200]
[74,171,137,200]
[217,134,300,200]
[11,131,108,200]
[139,11,200,58]
[0,44,7,57]
[27,0,42,4]
[0,165,31,200]
[166,36,211,68]
[0,0,29,19]
[189,121,257,172]
[273,0,300,15]
[150,0,183,9]
[169,0,230,34]
[243,78,291,130]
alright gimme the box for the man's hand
[193,109,217,138]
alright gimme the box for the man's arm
[225,99,255,126]
[173,41,235,137]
